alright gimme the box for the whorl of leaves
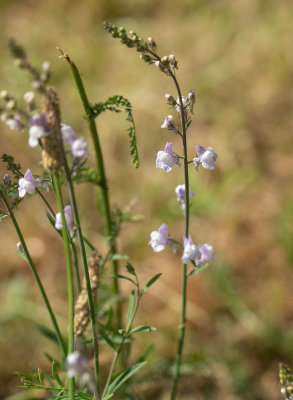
[91,95,139,168]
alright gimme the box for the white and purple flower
[66,351,88,378]
[193,145,218,171]
[175,184,195,210]
[182,235,198,264]
[61,123,77,145]
[18,169,48,197]
[71,137,89,161]
[156,142,180,172]
[28,113,50,147]
[55,205,74,237]
[149,223,176,253]
[161,115,177,132]
[196,244,215,265]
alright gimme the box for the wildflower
[18,169,48,197]
[71,137,89,161]
[149,223,169,252]
[193,145,218,171]
[196,244,215,265]
[175,184,195,209]
[55,205,74,237]
[28,113,49,147]
[161,115,177,132]
[66,351,88,378]
[175,96,187,113]
[156,142,180,172]
[61,123,77,145]
[149,223,177,253]
[182,235,198,264]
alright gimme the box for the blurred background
[0,0,293,399]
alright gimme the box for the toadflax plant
[0,38,160,400]
[104,22,217,399]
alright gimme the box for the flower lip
[193,145,218,171]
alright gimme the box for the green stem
[0,191,66,358]
[64,166,101,399]
[71,240,81,294]
[59,49,121,328]
[168,71,190,400]
[51,171,75,400]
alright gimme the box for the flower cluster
[150,90,217,269]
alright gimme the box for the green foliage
[91,95,139,168]
[8,38,27,59]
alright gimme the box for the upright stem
[59,50,121,327]
[51,171,75,400]
[0,191,67,359]
[169,72,190,400]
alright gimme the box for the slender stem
[51,171,75,400]
[58,49,121,328]
[64,167,101,399]
[71,240,81,294]
[0,191,66,358]
[168,71,190,400]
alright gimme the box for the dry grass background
[0,0,293,399]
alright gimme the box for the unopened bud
[42,61,50,73]
[16,242,24,252]
[118,27,126,33]
[0,90,9,100]
[147,37,157,50]
[168,54,176,66]
[161,56,169,66]
[32,80,42,90]
[131,35,138,42]
[3,174,10,186]
[155,61,165,72]
[140,54,152,63]
[188,89,196,114]
[14,59,24,68]
[165,93,176,105]
[6,99,16,110]
[24,91,35,104]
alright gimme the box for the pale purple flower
[149,223,168,252]
[66,351,88,378]
[193,145,218,171]
[175,184,195,210]
[156,142,180,172]
[196,244,215,266]
[61,123,77,145]
[55,205,74,237]
[71,137,89,161]
[161,115,177,132]
[18,169,40,197]
[182,235,198,264]
[28,113,49,147]
[175,96,187,113]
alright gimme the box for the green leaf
[35,323,59,345]
[102,395,114,400]
[189,261,209,275]
[140,273,162,296]
[100,329,117,351]
[105,361,147,396]
[112,274,137,286]
[129,325,156,334]
[38,368,44,385]
[15,248,28,262]
[91,95,139,168]
[52,360,64,388]
[111,254,129,260]
[126,287,136,332]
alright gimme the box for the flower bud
[0,113,8,122]
[3,174,10,187]
[16,242,24,252]
[32,80,42,90]
[42,61,50,73]
[24,91,35,104]
[165,93,176,105]
[155,61,165,72]
[6,99,16,110]
[168,54,176,65]
[161,56,169,66]
[14,59,24,68]
[147,37,156,50]
[0,90,9,100]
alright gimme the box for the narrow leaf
[105,361,147,395]
[15,248,28,262]
[126,287,136,332]
[100,329,117,351]
[111,254,129,260]
[112,274,137,286]
[129,325,156,334]
[140,273,162,296]
[35,323,59,345]
[52,360,64,388]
